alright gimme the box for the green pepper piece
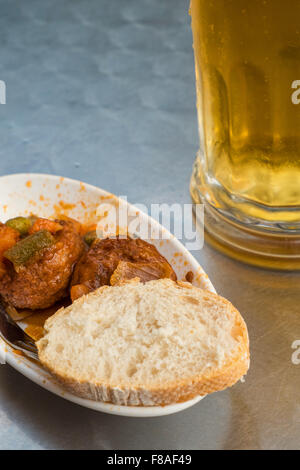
[4,230,55,268]
[5,217,33,236]
[84,230,97,246]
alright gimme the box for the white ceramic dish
[0,173,215,417]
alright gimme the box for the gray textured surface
[0,0,299,450]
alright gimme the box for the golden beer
[190,0,300,268]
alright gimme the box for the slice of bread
[37,279,249,406]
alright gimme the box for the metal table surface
[0,0,299,450]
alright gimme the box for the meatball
[0,220,84,310]
[70,237,177,301]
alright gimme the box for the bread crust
[37,280,250,406]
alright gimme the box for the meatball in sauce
[0,218,84,310]
[71,237,177,301]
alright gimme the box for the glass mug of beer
[189,0,300,269]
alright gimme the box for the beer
[190,0,300,226]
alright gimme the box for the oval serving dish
[0,173,215,417]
